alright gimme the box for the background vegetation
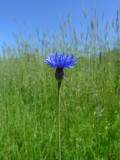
[0,8,120,160]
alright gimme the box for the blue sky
[0,0,119,47]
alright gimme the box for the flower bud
[55,67,64,82]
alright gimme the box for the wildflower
[45,52,77,160]
[44,52,77,81]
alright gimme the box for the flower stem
[58,81,61,160]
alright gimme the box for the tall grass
[0,7,120,160]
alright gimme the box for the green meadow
[0,8,120,160]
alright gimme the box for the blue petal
[50,54,55,65]
[44,53,77,68]
[44,60,56,67]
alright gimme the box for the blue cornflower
[44,53,77,81]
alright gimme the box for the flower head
[45,52,77,68]
[44,52,77,81]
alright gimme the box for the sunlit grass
[0,7,120,160]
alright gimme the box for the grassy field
[0,9,120,160]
